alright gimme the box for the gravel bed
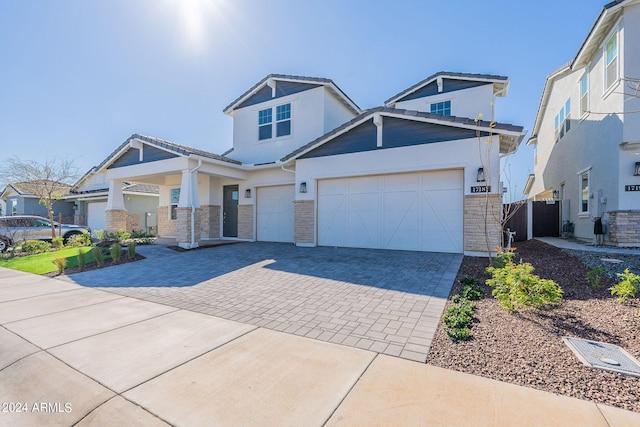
[426,239,640,413]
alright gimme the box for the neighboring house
[525,0,640,246]
[90,73,525,253]
[66,169,160,235]
[0,182,75,221]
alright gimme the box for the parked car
[0,215,91,252]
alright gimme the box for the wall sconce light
[245,189,251,198]
[476,167,485,182]
[635,162,640,176]
[552,190,559,199]
[299,182,307,193]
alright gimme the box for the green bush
[610,269,640,303]
[586,266,606,290]
[486,260,563,312]
[460,283,484,301]
[77,249,87,271]
[21,240,51,254]
[52,237,64,249]
[110,243,122,264]
[492,247,517,268]
[92,247,105,267]
[66,232,92,247]
[94,229,106,241]
[52,256,66,275]
[443,299,476,341]
[127,241,136,260]
[105,229,131,241]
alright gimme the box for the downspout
[190,159,202,248]
[281,162,295,174]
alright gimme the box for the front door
[223,185,239,237]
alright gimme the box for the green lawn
[0,247,101,274]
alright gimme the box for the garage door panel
[318,170,463,253]
[87,202,107,236]
[257,185,294,243]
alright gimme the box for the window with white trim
[430,100,451,116]
[258,108,272,140]
[554,98,571,142]
[579,171,589,214]
[275,103,291,137]
[605,32,618,90]
[170,188,180,220]
[580,73,589,115]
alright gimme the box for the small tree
[0,157,79,239]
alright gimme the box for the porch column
[176,169,201,248]
[105,180,127,232]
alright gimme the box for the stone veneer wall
[176,207,201,245]
[157,206,176,237]
[199,205,220,239]
[294,200,314,244]
[608,210,640,246]
[105,209,127,233]
[238,205,254,239]
[464,194,501,252]
[126,213,139,232]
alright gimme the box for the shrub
[104,229,131,241]
[127,241,136,260]
[610,269,640,303]
[486,260,563,312]
[443,299,476,341]
[66,232,92,247]
[460,283,484,301]
[493,247,517,268]
[586,266,606,290]
[21,240,51,254]
[52,237,64,249]
[92,247,105,267]
[110,243,122,264]
[94,229,106,241]
[52,256,67,275]
[77,249,87,271]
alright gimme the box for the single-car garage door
[318,170,463,253]
[87,201,107,235]
[257,185,294,243]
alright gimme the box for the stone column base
[608,210,640,246]
[294,200,315,244]
[176,207,201,248]
[238,205,254,239]
[464,195,502,253]
[105,209,127,232]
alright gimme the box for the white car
[0,215,91,252]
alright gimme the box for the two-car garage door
[317,170,463,253]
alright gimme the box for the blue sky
[0,0,607,200]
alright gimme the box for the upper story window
[605,32,618,90]
[554,98,571,142]
[580,73,589,116]
[258,108,273,140]
[430,100,451,116]
[276,103,291,137]
[579,171,589,214]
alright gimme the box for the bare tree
[0,157,79,239]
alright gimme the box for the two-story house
[87,72,525,253]
[525,0,640,246]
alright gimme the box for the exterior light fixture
[299,182,307,193]
[635,162,640,176]
[553,190,559,199]
[245,189,251,198]
[476,167,485,182]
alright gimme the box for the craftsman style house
[525,0,640,246]
[89,72,525,253]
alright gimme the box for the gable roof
[68,182,159,196]
[281,107,526,162]
[0,181,71,199]
[528,0,635,144]
[71,134,241,192]
[384,71,509,107]
[223,74,361,115]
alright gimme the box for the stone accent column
[73,215,86,226]
[238,205,254,239]
[294,200,315,244]
[157,206,176,237]
[608,210,640,246]
[105,209,127,232]
[464,194,502,253]
[176,207,201,248]
[199,205,221,239]
[126,213,140,232]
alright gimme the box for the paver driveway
[60,242,462,362]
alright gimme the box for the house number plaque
[625,185,640,191]
[470,185,491,193]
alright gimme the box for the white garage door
[318,170,463,253]
[87,202,107,235]
[257,185,294,243]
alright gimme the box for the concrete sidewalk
[536,236,640,255]
[1,267,639,426]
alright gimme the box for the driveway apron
[60,242,462,362]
